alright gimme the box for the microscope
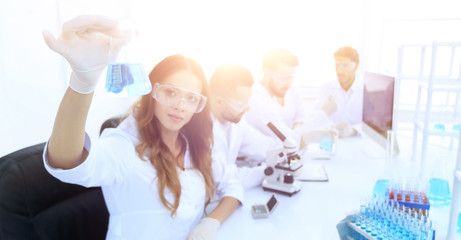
[261,122,303,196]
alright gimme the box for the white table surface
[214,136,451,240]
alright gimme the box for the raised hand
[42,15,133,94]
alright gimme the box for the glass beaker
[427,155,451,206]
[105,20,151,97]
[453,130,461,235]
[457,211,461,232]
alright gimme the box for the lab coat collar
[211,112,231,128]
[118,113,191,168]
[253,80,285,104]
[253,80,270,97]
[333,73,362,93]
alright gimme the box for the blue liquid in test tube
[106,63,152,96]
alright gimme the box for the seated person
[244,48,307,145]
[244,48,339,150]
[314,46,363,138]
[42,15,242,240]
[209,63,278,189]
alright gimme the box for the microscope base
[262,179,302,197]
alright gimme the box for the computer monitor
[361,71,398,158]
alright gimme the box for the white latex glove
[186,217,220,240]
[42,15,132,94]
[322,94,337,116]
[334,121,357,138]
[300,128,337,150]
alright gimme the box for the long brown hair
[133,55,214,216]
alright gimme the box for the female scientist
[41,15,243,240]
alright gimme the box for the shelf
[399,41,461,169]
[399,75,461,83]
[414,120,461,137]
[419,80,461,92]
[400,42,461,48]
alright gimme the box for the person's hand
[329,128,339,139]
[292,122,304,131]
[186,217,220,240]
[42,15,132,94]
[322,94,337,116]
[334,121,357,138]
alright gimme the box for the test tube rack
[347,213,435,240]
[386,189,430,216]
[346,221,378,240]
[345,195,436,240]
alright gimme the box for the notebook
[295,163,329,182]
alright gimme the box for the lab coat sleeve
[312,83,332,119]
[297,109,332,133]
[237,118,279,164]
[211,124,233,165]
[43,129,135,187]
[298,83,336,131]
[212,145,265,190]
[291,88,310,125]
[235,165,266,190]
[211,156,244,204]
[315,83,330,110]
[313,79,363,125]
[300,97,333,132]
[245,96,299,143]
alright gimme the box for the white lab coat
[315,75,364,125]
[43,115,243,240]
[212,116,279,189]
[244,81,308,143]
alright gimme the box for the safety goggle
[223,97,249,113]
[152,83,207,113]
[335,61,356,70]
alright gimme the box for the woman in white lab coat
[42,15,243,240]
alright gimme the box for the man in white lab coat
[209,64,278,189]
[315,46,363,137]
[244,48,309,145]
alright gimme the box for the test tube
[427,220,436,240]
[359,197,369,230]
[396,183,403,202]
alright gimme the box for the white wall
[1,0,460,156]
[0,0,138,156]
[1,0,65,156]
